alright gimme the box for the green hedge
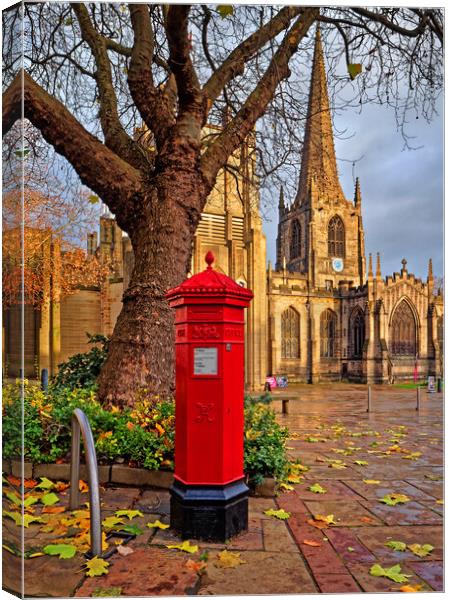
[3,381,289,483]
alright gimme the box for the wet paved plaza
[2,384,444,595]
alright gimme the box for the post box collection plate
[193,347,218,375]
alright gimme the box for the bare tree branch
[203,5,304,107]
[201,8,319,186]
[3,70,143,227]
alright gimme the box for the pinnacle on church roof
[368,253,373,278]
[376,252,381,278]
[428,258,433,279]
[294,26,346,207]
[354,177,361,207]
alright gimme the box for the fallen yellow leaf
[215,550,246,568]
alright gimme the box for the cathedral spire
[376,252,381,279]
[368,253,373,279]
[278,186,285,211]
[295,26,346,206]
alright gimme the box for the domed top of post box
[166,251,253,307]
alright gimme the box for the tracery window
[390,300,417,356]
[349,308,365,358]
[328,216,345,257]
[290,220,301,259]
[320,309,338,358]
[281,307,300,359]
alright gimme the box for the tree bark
[97,150,206,407]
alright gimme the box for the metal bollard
[41,368,48,392]
[282,398,289,415]
[69,409,102,557]
[416,387,420,411]
[367,386,372,413]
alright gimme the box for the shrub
[52,334,109,390]
[244,403,289,486]
[3,382,289,482]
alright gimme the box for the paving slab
[198,550,317,595]
[406,560,443,590]
[359,499,442,526]
[346,562,433,593]
[75,547,199,596]
[354,525,443,562]
[303,500,383,527]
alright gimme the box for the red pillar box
[165,251,253,541]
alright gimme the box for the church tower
[276,27,366,288]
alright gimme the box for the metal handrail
[69,408,102,557]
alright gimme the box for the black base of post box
[170,478,248,542]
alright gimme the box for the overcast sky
[261,86,443,280]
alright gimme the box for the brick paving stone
[359,499,442,526]
[3,552,85,597]
[303,466,362,480]
[295,480,363,501]
[262,518,298,552]
[406,560,443,591]
[226,518,264,551]
[325,527,376,565]
[276,491,310,514]
[75,547,199,597]
[303,500,383,527]
[137,489,171,515]
[101,487,141,510]
[313,572,361,593]
[405,479,443,499]
[248,496,278,519]
[343,480,436,502]
[198,550,317,595]
[354,525,443,562]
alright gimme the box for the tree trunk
[97,168,206,408]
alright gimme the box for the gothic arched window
[390,300,417,356]
[281,307,300,359]
[349,308,365,358]
[290,220,301,259]
[320,309,338,358]
[328,216,345,258]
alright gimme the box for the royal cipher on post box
[165,251,253,541]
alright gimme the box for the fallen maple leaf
[314,514,336,525]
[6,475,22,487]
[3,511,42,527]
[279,483,294,492]
[360,516,374,523]
[287,474,303,484]
[264,508,291,520]
[363,479,380,485]
[84,556,110,577]
[309,483,327,494]
[354,460,368,466]
[399,584,422,592]
[41,492,60,506]
[36,477,55,490]
[186,559,207,572]
[302,539,321,547]
[379,494,410,506]
[146,519,170,529]
[369,563,411,584]
[42,506,66,515]
[215,550,246,568]
[79,480,89,493]
[55,481,70,492]
[407,544,434,558]
[167,541,198,554]
[102,516,125,529]
[43,544,77,559]
[116,544,134,556]
[114,509,143,521]
[385,541,407,552]
[24,479,38,489]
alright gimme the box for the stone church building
[4,30,443,388]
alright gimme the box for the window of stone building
[390,299,417,356]
[320,309,338,358]
[328,215,345,257]
[349,308,365,358]
[290,220,301,259]
[281,307,300,359]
